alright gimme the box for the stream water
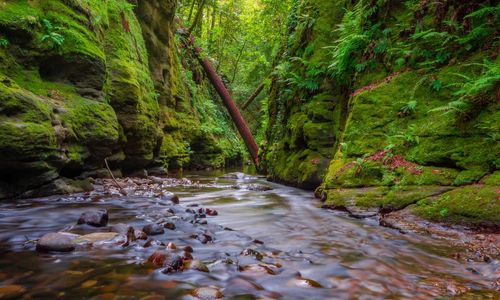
[0,170,498,299]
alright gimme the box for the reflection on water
[0,170,498,299]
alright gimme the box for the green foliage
[0,37,8,48]
[389,125,420,146]
[326,2,371,84]
[399,100,417,116]
[429,60,499,120]
[41,18,65,49]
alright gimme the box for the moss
[453,169,488,186]
[414,185,500,226]
[480,172,500,186]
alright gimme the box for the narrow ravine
[0,171,497,299]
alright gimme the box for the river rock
[143,224,164,235]
[163,222,176,230]
[36,232,76,252]
[287,277,323,288]
[74,232,118,244]
[111,223,132,234]
[77,209,108,227]
[190,287,223,299]
[188,260,209,273]
[135,230,148,240]
[161,192,179,204]
[147,251,183,273]
[231,184,272,191]
[0,284,26,299]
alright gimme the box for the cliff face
[0,0,242,198]
[261,0,499,225]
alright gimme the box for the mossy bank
[0,0,243,198]
[261,0,499,227]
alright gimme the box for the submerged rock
[77,209,109,227]
[143,224,165,235]
[231,184,272,191]
[0,284,26,299]
[36,232,76,252]
[161,192,180,204]
[189,287,223,299]
[188,260,209,273]
[287,277,323,288]
[74,232,118,244]
[147,251,183,273]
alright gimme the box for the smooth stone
[287,277,323,288]
[188,260,209,273]
[110,223,131,234]
[164,222,176,230]
[0,284,26,299]
[143,224,165,235]
[161,192,179,204]
[36,232,76,252]
[166,242,177,250]
[74,232,118,244]
[135,230,148,240]
[147,251,183,273]
[190,287,223,299]
[77,209,108,227]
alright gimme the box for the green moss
[414,185,500,226]
[480,172,500,186]
[453,169,488,186]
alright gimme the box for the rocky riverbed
[0,171,498,299]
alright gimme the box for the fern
[326,2,370,83]
[0,37,8,48]
[399,100,417,116]
[41,19,65,50]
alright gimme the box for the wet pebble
[287,277,323,288]
[188,260,209,273]
[163,223,176,230]
[0,284,26,299]
[143,224,165,236]
[110,223,132,234]
[184,246,194,253]
[135,230,148,240]
[193,233,213,244]
[161,192,179,204]
[190,287,223,299]
[147,251,183,272]
[74,232,118,244]
[205,208,218,216]
[36,232,76,252]
[166,242,177,250]
[77,209,108,227]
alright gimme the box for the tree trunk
[242,82,265,110]
[187,0,196,22]
[230,40,247,83]
[188,0,206,36]
[178,20,260,165]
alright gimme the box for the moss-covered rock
[414,185,500,226]
[0,0,244,197]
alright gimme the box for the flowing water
[0,170,498,299]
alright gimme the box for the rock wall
[0,0,242,198]
[261,0,499,225]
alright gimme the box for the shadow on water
[0,170,498,299]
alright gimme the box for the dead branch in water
[104,158,125,194]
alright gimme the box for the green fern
[0,37,8,48]
[326,2,370,83]
[41,19,65,49]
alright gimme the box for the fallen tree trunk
[241,82,265,110]
[177,20,260,165]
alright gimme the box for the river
[0,170,498,299]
